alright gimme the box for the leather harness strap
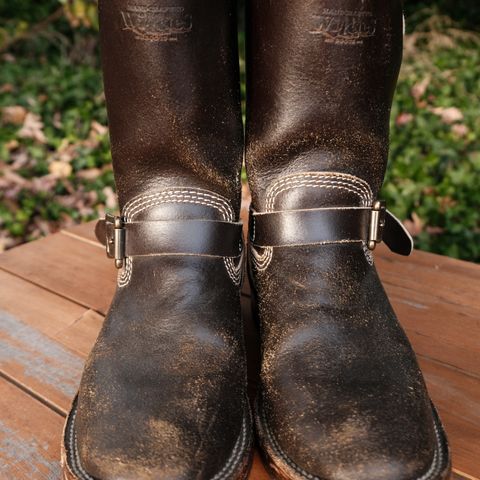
[96,214,243,268]
[249,202,413,256]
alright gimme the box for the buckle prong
[368,200,386,251]
[105,214,126,269]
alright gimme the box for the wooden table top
[0,220,479,479]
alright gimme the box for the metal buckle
[105,214,126,269]
[368,200,386,250]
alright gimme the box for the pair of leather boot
[62,1,451,479]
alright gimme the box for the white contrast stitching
[69,408,91,480]
[126,194,233,222]
[258,403,445,480]
[266,178,372,211]
[117,188,242,287]
[211,415,248,480]
[250,243,273,271]
[362,243,374,266]
[267,173,372,202]
[123,188,233,219]
[268,182,368,212]
[118,257,133,288]
[225,251,243,285]
[251,172,373,272]
[66,402,249,480]
[266,172,372,209]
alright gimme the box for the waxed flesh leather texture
[64,0,253,479]
[95,218,244,258]
[249,207,413,255]
[245,0,451,478]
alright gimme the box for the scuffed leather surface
[246,0,402,206]
[99,0,243,211]
[246,0,450,478]
[72,0,251,478]
[77,254,249,479]
[252,243,441,479]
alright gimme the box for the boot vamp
[75,255,247,480]
[257,243,438,480]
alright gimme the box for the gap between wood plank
[61,229,103,249]
[0,370,67,418]
[453,468,480,480]
[381,276,480,313]
[0,264,104,316]
[416,352,480,382]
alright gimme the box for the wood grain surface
[0,220,478,479]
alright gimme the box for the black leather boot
[245,1,451,479]
[61,1,253,478]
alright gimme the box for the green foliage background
[1,0,479,261]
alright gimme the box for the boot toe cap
[71,419,249,480]
[257,403,449,480]
[64,397,251,480]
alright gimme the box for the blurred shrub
[0,0,97,55]
[385,14,480,261]
[59,0,98,29]
[0,1,110,249]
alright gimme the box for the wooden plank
[0,270,86,340]
[375,246,480,378]
[61,221,98,245]
[0,307,83,413]
[55,309,104,358]
[0,268,112,419]
[441,413,480,479]
[0,270,91,412]
[420,358,480,477]
[452,472,479,480]
[0,232,115,315]
[377,246,480,311]
[249,453,270,480]
[386,282,480,378]
[378,245,480,279]
[0,378,64,479]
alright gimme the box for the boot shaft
[245,0,404,209]
[98,0,243,212]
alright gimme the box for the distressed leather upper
[245,1,450,479]
[70,1,252,479]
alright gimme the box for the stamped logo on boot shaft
[121,5,192,42]
[310,9,376,45]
